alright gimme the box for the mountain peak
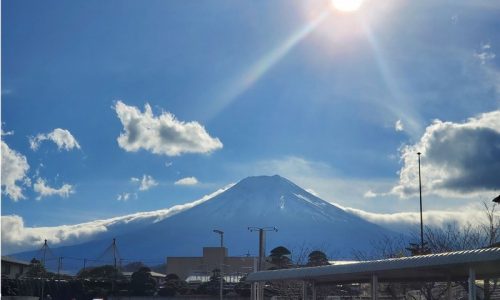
[12,174,394,271]
[237,174,292,187]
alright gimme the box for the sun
[331,0,364,12]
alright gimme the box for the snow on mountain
[1,185,232,254]
[12,175,395,272]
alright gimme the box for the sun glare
[331,0,364,12]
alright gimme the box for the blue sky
[2,0,500,246]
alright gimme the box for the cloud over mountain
[392,110,500,197]
[1,185,231,254]
[114,101,223,156]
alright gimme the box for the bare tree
[481,201,500,247]
[352,201,500,300]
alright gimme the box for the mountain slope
[15,175,395,272]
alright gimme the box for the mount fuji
[13,175,395,272]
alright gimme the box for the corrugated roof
[246,248,500,283]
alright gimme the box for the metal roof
[1,256,31,266]
[246,248,500,284]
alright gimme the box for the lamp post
[248,227,277,300]
[213,229,224,300]
[417,152,424,253]
[213,230,224,247]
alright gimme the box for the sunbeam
[360,18,423,139]
[206,11,330,121]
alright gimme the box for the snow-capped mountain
[14,175,394,272]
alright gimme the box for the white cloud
[1,129,14,136]
[1,184,233,254]
[392,110,500,198]
[1,140,31,201]
[394,119,404,132]
[30,128,81,151]
[33,178,75,200]
[165,161,173,168]
[339,202,495,231]
[363,190,378,198]
[131,174,158,191]
[117,193,131,201]
[113,101,223,156]
[474,43,496,65]
[175,177,199,186]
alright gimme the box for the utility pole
[112,238,117,269]
[213,229,224,300]
[417,152,424,253]
[39,239,49,300]
[42,239,48,267]
[57,257,63,279]
[111,238,118,295]
[248,227,278,300]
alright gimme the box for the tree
[352,201,500,300]
[307,250,330,266]
[234,276,251,297]
[197,268,225,296]
[129,267,157,296]
[269,246,292,269]
[158,273,188,296]
[77,265,124,281]
[25,258,48,278]
[121,261,146,272]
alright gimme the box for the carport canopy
[246,248,500,284]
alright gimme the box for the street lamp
[417,152,424,252]
[248,227,277,300]
[213,229,224,247]
[493,195,500,204]
[213,229,224,300]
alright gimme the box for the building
[166,247,256,283]
[1,256,31,279]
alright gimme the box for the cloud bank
[392,110,500,197]
[1,184,233,254]
[1,140,31,201]
[340,203,492,231]
[30,128,81,151]
[114,101,223,156]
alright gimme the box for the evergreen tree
[307,250,330,266]
[269,246,292,269]
[130,267,156,296]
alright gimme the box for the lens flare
[331,0,364,12]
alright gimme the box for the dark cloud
[393,110,500,197]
